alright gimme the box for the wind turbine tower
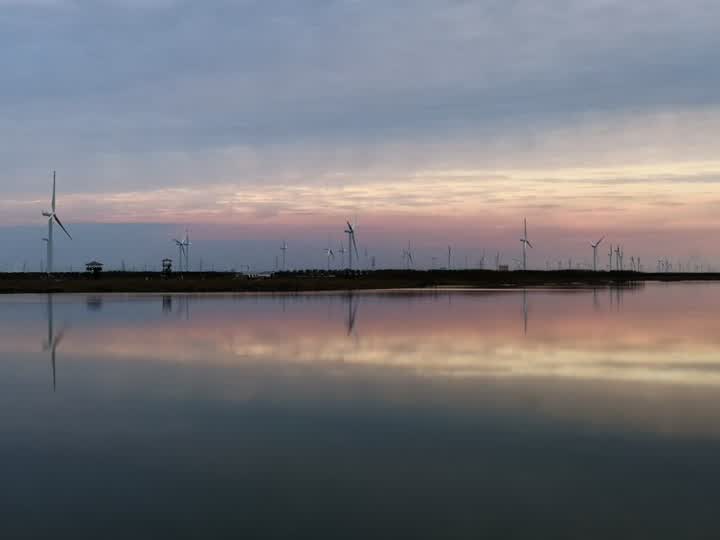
[324,246,335,271]
[520,219,533,270]
[41,171,72,274]
[183,230,191,272]
[403,241,414,269]
[280,241,288,271]
[591,236,605,271]
[173,238,186,272]
[338,243,347,268]
[344,222,359,270]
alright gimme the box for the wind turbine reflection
[43,294,67,392]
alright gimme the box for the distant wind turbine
[324,246,335,271]
[338,243,347,269]
[344,222,359,270]
[591,236,605,272]
[402,241,414,269]
[183,230,192,272]
[520,219,533,271]
[41,171,72,274]
[280,241,288,271]
[172,238,186,272]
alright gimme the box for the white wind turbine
[41,171,72,274]
[591,236,605,272]
[324,246,335,271]
[402,241,414,269]
[338,243,347,268]
[172,238,186,272]
[183,230,191,272]
[344,222,359,270]
[280,241,288,271]
[520,218,533,271]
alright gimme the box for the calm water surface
[2,284,720,539]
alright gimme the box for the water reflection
[86,296,103,312]
[161,294,191,320]
[1,285,720,538]
[346,292,359,337]
[42,294,68,392]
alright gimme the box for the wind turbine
[447,245,452,270]
[520,218,533,270]
[591,236,605,272]
[183,230,192,272]
[280,241,288,271]
[344,222,359,270]
[41,171,72,274]
[402,241,414,269]
[338,243,347,268]
[324,246,335,271]
[172,238,186,272]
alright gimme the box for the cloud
[2,1,719,164]
[1,1,719,266]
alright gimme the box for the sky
[1,0,719,271]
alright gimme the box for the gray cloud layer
[1,0,719,193]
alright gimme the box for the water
[2,284,720,539]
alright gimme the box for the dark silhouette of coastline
[0,269,714,294]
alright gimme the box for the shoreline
[0,270,717,294]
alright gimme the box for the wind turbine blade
[54,327,67,348]
[352,235,359,258]
[526,241,533,249]
[53,215,72,240]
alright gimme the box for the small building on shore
[85,261,104,276]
